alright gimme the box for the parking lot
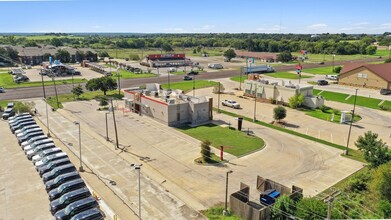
[24,65,106,82]
[0,118,52,220]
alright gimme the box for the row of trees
[1,33,388,55]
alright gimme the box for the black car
[54,197,99,220]
[38,158,72,176]
[42,164,77,183]
[48,179,87,201]
[70,208,104,220]
[2,108,15,120]
[18,130,44,145]
[45,172,80,192]
[317,80,328,85]
[50,187,92,215]
[187,71,198,75]
[183,75,193,81]
[380,88,391,95]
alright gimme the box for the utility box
[237,117,243,131]
[260,189,280,205]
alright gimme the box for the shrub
[200,140,211,162]
[319,105,329,113]
[288,94,305,109]
[334,66,342,73]
[332,108,340,115]
[269,97,277,104]
[344,169,372,193]
[273,106,287,122]
[99,97,108,106]
[14,102,35,114]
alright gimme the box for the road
[0,57,383,101]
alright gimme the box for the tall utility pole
[345,89,358,155]
[117,67,121,98]
[223,170,233,216]
[332,54,335,73]
[217,82,221,113]
[323,191,340,220]
[253,86,257,122]
[41,72,50,137]
[239,67,243,91]
[131,164,143,220]
[110,98,119,150]
[105,112,109,141]
[52,76,59,109]
[167,70,171,90]
[74,121,84,172]
[193,74,196,97]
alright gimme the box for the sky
[0,0,390,34]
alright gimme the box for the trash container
[237,117,243,131]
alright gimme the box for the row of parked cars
[7,111,104,220]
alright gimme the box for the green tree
[55,49,70,63]
[162,43,173,52]
[288,94,305,109]
[200,140,211,162]
[14,102,35,114]
[334,66,342,73]
[273,106,287,122]
[85,50,96,61]
[223,48,236,61]
[71,84,84,99]
[75,50,85,62]
[295,197,340,219]
[379,200,391,218]
[365,45,377,55]
[384,58,391,63]
[51,38,63,47]
[371,162,391,202]
[42,53,52,61]
[85,76,117,95]
[193,48,197,54]
[98,51,110,58]
[355,131,391,167]
[277,51,293,62]
[271,195,296,220]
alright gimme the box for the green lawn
[169,71,188,75]
[314,89,388,110]
[230,75,246,83]
[303,66,337,75]
[103,64,157,79]
[47,90,122,110]
[265,71,313,79]
[0,73,87,89]
[0,100,18,109]
[292,52,385,62]
[177,124,265,157]
[161,80,218,92]
[303,108,361,123]
[202,206,241,220]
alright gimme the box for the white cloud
[352,22,369,26]
[307,23,328,29]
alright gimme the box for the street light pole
[345,89,358,155]
[167,70,171,90]
[74,121,84,172]
[253,86,257,122]
[332,54,335,73]
[131,164,142,220]
[239,67,243,90]
[223,170,233,216]
[193,74,196,97]
[117,67,121,98]
[217,82,221,113]
[105,112,109,141]
[41,72,51,137]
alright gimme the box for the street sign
[247,58,255,64]
[296,64,302,70]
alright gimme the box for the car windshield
[64,203,73,214]
[53,175,63,184]
[59,195,67,204]
[231,101,237,104]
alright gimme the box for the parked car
[15,124,40,135]
[18,130,44,145]
[70,208,104,220]
[45,171,80,192]
[38,158,72,177]
[380,88,391,95]
[168,67,177,73]
[0,87,5,93]
[221,100,240,109]
[8,113,31,123]
[317,80,329,85]
[48,179,87,201]
[14,75,29,83]
[42,164,77,183]
[16,127,43,138]
[10,119,36,133]
[27,142,56,159]
[2,108,15,120]
[54,197,99,220]
[32,147,62,163]
[183,75,193,81]
[325,75,338,80]
[50,187,92,215]
[22,136,52,150]
[208,63,223,69]
[187,70,199,75]
[35,152,68,168]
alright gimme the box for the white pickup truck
[222,100,240,109]
[325,75,338,80]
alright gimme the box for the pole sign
[247,58,255,64]
[49,56,53,65]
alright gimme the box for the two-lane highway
[0,57,383,101]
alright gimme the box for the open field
[0,73,87,89]
[304,66,336,75]
[292,50,388,62]
[177,124,265,156]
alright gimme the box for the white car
[31,147,62,163]
[221,100,240,109]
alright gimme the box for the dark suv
[380,88,391,95]
[54,197,99,219]
[317,80,328,85]
[50,187,91,214]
